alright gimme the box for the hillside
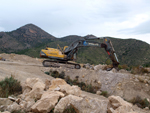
[19,36,150,66]
[0,24,55,53]
[0,24,150,66]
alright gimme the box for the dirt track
[0,53,54,84]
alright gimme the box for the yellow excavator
[40,36,119,70]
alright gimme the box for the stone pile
[0,78,149,113]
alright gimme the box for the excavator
[40,36,119,70]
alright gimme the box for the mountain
[0,24,150,66]
[0,24,55,52]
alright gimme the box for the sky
[0,0,150,44]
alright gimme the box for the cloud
[119,19,150,35]
[0,0,150,45]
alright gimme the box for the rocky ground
[0,53,150,113]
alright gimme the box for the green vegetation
[129,96,150,109]
[143,62,150,67]
[100,91,108,97]
[1,24,150,67]
[131,66,149,75]
[11,110,26,113]
[14,37,150,67]
[0,76,22,98]
[45,70,100,94]
[63,105,78,113]
[118,64,131,71]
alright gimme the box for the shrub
[45,71,49,75]
[11,110,26,113]
[0,77,22,98]
[118,64,131,71]
[129,96,150,109]
[131,66,149,75]
[100,91,108,97]
[65,76,100,94]
[46,70,100,94]
[63,104,78,113]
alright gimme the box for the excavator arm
[64,37,119,69]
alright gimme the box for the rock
[119,69,128,73]
[25,78,44,89]
[54,95,82,113]
[15,98,21,104]
[44,79,51,90]
[82,75,85,78]
[148,80,150,85]
[97,81,101,84]
[144,79,148,84]
[19,99,35,112]
[28,80,45,99]
[49,78,67,90]
[59,84,81,96]
[83,63,94,70]
[134,78,139,82]
[137,76,145,83]
[31,91,64,113]
[144,107,149,110]
[23,78,45,101]
[20,100,28,110]
[0,98,13,106]
[6,102,21,112]
[127,111,138,113]
[111,68,117,73]
[54,94,108,113]
[108,95,133,113]
[8,96,16,102]
[0,111,10,113]
[96,91,102,95]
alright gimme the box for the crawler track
[42,60,81,69]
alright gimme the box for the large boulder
[59,84,81,96]
[49,78,81,96]
[0,98,13,106]
[49,78,67,90]
[108,95,134,113]
[54,94,108,113]
[25,78,44,89]
[0,98,13,111]
[31,91,64,113]
[6,102,21,112]
[21,78,45,101]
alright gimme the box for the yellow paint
[41,46,71,60]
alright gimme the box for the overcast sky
[0,0,150,44]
